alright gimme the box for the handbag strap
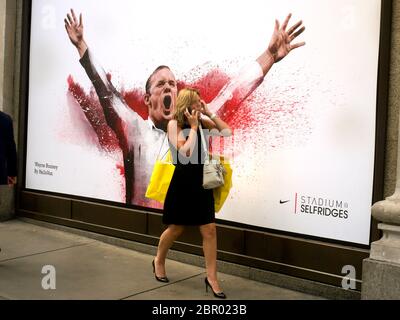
[198,123,210,162]
[156,133,169,161]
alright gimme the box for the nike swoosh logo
[280,200,290,204]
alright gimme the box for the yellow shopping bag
[145,151,175,203]
[213,155,233,213]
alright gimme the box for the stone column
[361,192,400,298]
[361,2,400,300]
[0,0,16,115]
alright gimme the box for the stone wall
[0,0,21,142]
[384,0,400,198]
[0,0,21,219]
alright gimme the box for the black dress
[163,124,215,225]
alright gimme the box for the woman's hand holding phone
[184,108,200,130]
[200,100,212,117]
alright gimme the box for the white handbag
[199,124,226,189]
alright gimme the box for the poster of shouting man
[26,0,381,244]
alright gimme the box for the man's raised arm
[64,9,146,135]
[208,13,305,113]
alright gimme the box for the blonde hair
[174,88,200,127]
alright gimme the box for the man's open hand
[64,9,87,58]
[268,13,305,63]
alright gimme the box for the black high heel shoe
[205,277,226,299]
[152,260,169,283]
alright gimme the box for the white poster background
[26,0,381,244]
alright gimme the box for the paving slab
[0,220,93,261]
[126,273,325,300]
[0,241,204,300]
[0,220,326,300]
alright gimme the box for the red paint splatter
[67,75,120,152]
[67,68,252,158]
[180,69,229,103]
[68,75,136,204]
[121,89,149,120]
[66,69,257,206]
[116,163,125,176]
[178,69,255,130]
[66,66,309,208]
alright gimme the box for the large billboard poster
[26,0,382,245]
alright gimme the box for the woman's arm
[200,101,232,137]
[168,110,200,157]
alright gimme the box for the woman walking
[153,88,231,299]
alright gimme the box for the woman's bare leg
[154,224,185,277]
[200,222,223,292]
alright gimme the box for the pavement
[0,219,325,300]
